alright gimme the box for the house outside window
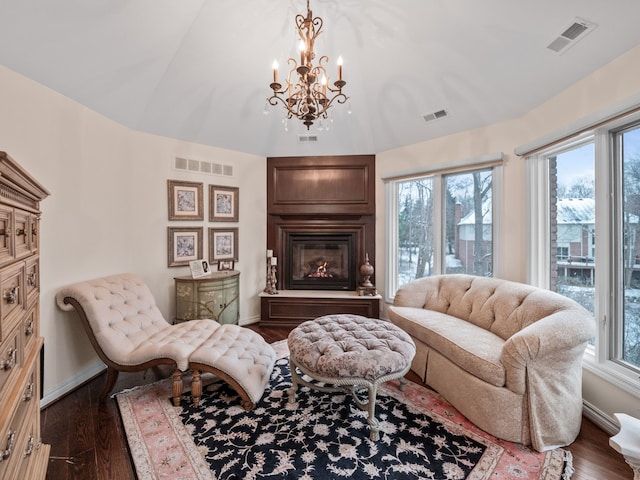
[385,158,502,301]
[525,113,640,388]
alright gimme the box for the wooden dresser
[174,271,240,325]
[0,152,50,480]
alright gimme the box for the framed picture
[217,259,235,271]
[189,259,211,278]
[168,180,204,221]
[168,227,203,267]
[209,227,238,261]
[209,185,239,222]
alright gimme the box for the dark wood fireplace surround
[261,155,380,326]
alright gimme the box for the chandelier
[268,0,348,130]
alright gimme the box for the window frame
[526,115,640,397]
[385,161,503,303]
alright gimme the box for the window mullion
[432,174,444,274]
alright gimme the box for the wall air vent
[547,18,597,54]
[423,109,448,123]
[297,134,319,143]
[173,156,233,177]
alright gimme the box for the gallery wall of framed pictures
[167,180,239,269]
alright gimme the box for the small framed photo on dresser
[217,259,235,271]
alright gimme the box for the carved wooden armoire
[0,152,50,479]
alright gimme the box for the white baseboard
[41,361,106,408]
[583,400,619,435]
[239,314,261,326]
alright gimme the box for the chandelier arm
[315,92,349,118]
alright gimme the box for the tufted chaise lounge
[55,273,276,409]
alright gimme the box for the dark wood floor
[41,325,631,480]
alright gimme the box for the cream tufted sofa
[56,273,276,409]
[387,274,595,452]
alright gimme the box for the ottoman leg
[398,376,407,392]
[288,357,300,404]
[171,369,184,407]
[367,383,380,441]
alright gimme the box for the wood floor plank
[41,324,632,480]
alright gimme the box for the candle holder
[264,251,279,295]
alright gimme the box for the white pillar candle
[270,256,278,266]
[267,249,273,257]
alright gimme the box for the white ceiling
[1,0,640,158]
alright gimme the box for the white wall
[376,44,640,428]
[0,65,266,404]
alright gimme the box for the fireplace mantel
[262,155,377,325]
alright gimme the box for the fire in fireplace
[285,233,356,290]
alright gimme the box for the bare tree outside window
[396,168,493,287]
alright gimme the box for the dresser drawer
[22,305,38,357]
[0,263,24,342]
[13,211,29,260]
[13,403,39,480]
[0,384,32,479]
[0,328,20,397]
[0,207,12,267]
[29,215,40,255]
[24,258,38,309]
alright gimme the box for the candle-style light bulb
[299,40,306,64]
[337,56,343,80]
[272,59,278,83]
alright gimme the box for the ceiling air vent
[173,156,233,177]
[423,109,448,123]
[547,18,597,54]
[297,134,319,143]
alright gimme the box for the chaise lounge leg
[172,369,183,407]
[191,369,202,407]
[99,367,120,402]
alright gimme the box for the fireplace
[286,233,356,290]
[263,155,377,325]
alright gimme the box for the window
[615,122,640,370]
[385,161,501,300]
[527,114,640,390]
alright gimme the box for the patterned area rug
[116,341,573,480]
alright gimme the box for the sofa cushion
[388,306,505,387]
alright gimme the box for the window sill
[582,354,640,399]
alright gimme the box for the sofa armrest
[501,310,595,395]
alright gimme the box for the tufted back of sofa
[55,273,171,359]
[392,274,589,340]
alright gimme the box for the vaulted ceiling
[2,1,640,158]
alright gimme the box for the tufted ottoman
[287,314,416,441]
[189,324,276,410]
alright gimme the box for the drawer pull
[0,228,10,238]
[27,272,37,287]
[0,431,15,462]
[1,348,16,371]
[4,286,18,304]
[15,228,26,237]
[25,319,34,337]
[23,435,34,458]
[23,382,34,402]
